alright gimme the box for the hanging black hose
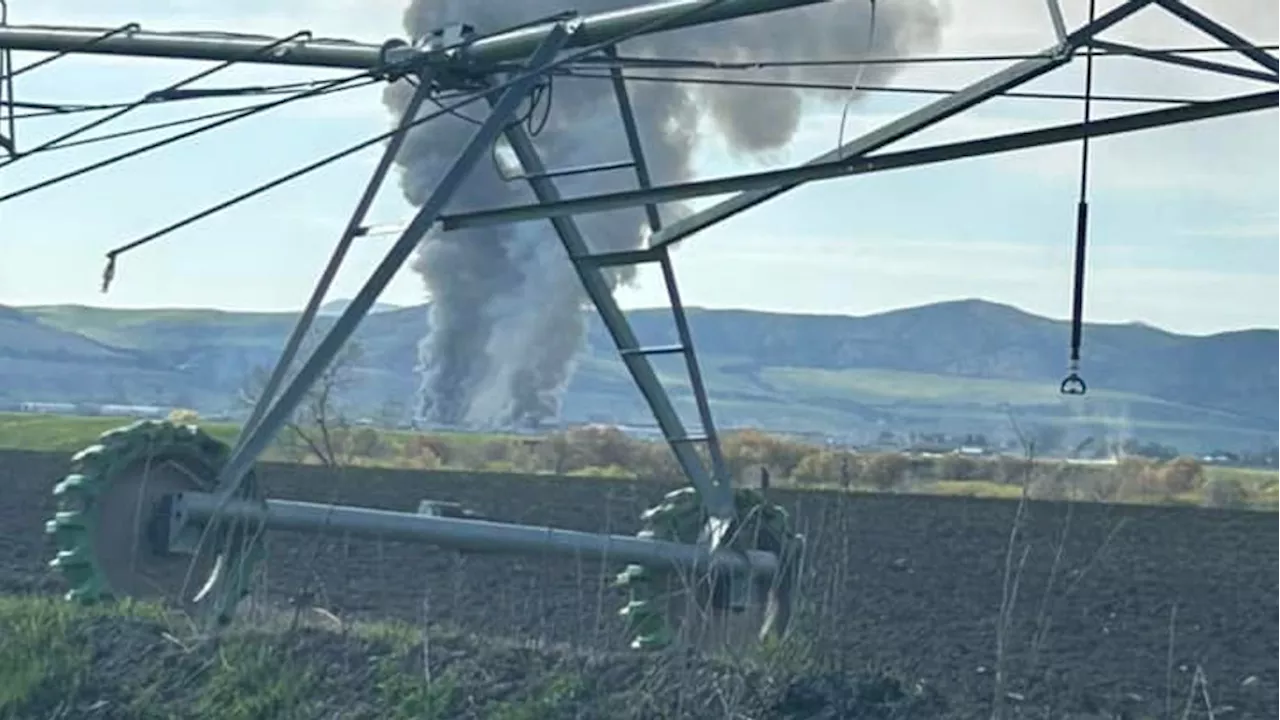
[1061,0,1098,397]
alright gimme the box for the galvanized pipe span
[0,0,830,70]
[172,491,780,578]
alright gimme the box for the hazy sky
[1,0,1276,335]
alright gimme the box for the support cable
[5,22,140,80]
[15,41,1273,122]
[11,77,381,119]
[100,0,739,294]
[588,42,1280,71]
[552,68,1210,106]
[207,1,755,523]
[1061,0,1098,397]
[99,83,491,292]
[0,30,315,168]
[7,81,377,156]
[0,68,376,209]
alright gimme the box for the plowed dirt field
[3,449,1275,718]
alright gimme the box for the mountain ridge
[3,299,1275,452]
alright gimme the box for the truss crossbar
[3,0,1274,526]
[498,111,737,522]
[605,42,733,514]
[436,90,1276,229]
[644,0,1161,249]
[427,0,1277,237]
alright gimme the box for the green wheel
[46,419,265,626]
[615,486,802,651]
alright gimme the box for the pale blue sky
[1,0,1277,335]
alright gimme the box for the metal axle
[168,491,778,579]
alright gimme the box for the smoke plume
[384,0,949,430]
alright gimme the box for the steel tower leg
[230,71,436,459]
[606,51,732,495]
[493,104,736,527]
[211,23,577,501]
[0,0,13,157]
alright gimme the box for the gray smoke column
[385,0,949,430]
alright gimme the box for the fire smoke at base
[385,0,949,431]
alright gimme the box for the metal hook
[1060,372,1087,395]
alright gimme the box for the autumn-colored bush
[348,427,383,458]
[403,434,445,469]
[1159,456,1207,494]
[861,452,911,490]
[720,429,809,479]
[935,454,992,482]
[167,408,200,424]
[993,455,1032,485]
[560,426,636,470]
[1029,474,1071,501]
[1112,457,1162,499]
[790,451,861,487]
[303,426,1259,510]
[1202,477,1248,509]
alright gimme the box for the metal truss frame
[433,0,1277,241]
[2,0,1276,534]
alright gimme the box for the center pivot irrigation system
[3,0,1276,650]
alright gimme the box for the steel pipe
[0,0,829,70]
[171,492,778,578]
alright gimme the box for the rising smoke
[384,0,950,430]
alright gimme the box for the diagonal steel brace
[494,109,737,525]
[231,70,437,458]
[1090,38,1277,84]
[212,22,578,501]
[644,0,1157,249]
[1151,0,1278,76]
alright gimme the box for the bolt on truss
[2,0,1276,539]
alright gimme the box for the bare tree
[239,333,365,468]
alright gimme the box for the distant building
[98,404,166,418]
[18,401,77,414]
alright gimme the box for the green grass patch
[0,595,91,714]
[0,595,945,719]
[0,413,239,453]
[0,596,168,717]
[762,366,1161,407]
[4,412,1274,512]
[915,480,1028,500]
[0,413,511,456]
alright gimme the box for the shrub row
[248,422,1252,508]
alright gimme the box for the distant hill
[318,299,403,316]
[4,299,1276,453]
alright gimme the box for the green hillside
[3,299,1276,452]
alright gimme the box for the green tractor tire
[46,419,266,627]
[615,486,803,651]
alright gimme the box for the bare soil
[3,449,1275,718]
